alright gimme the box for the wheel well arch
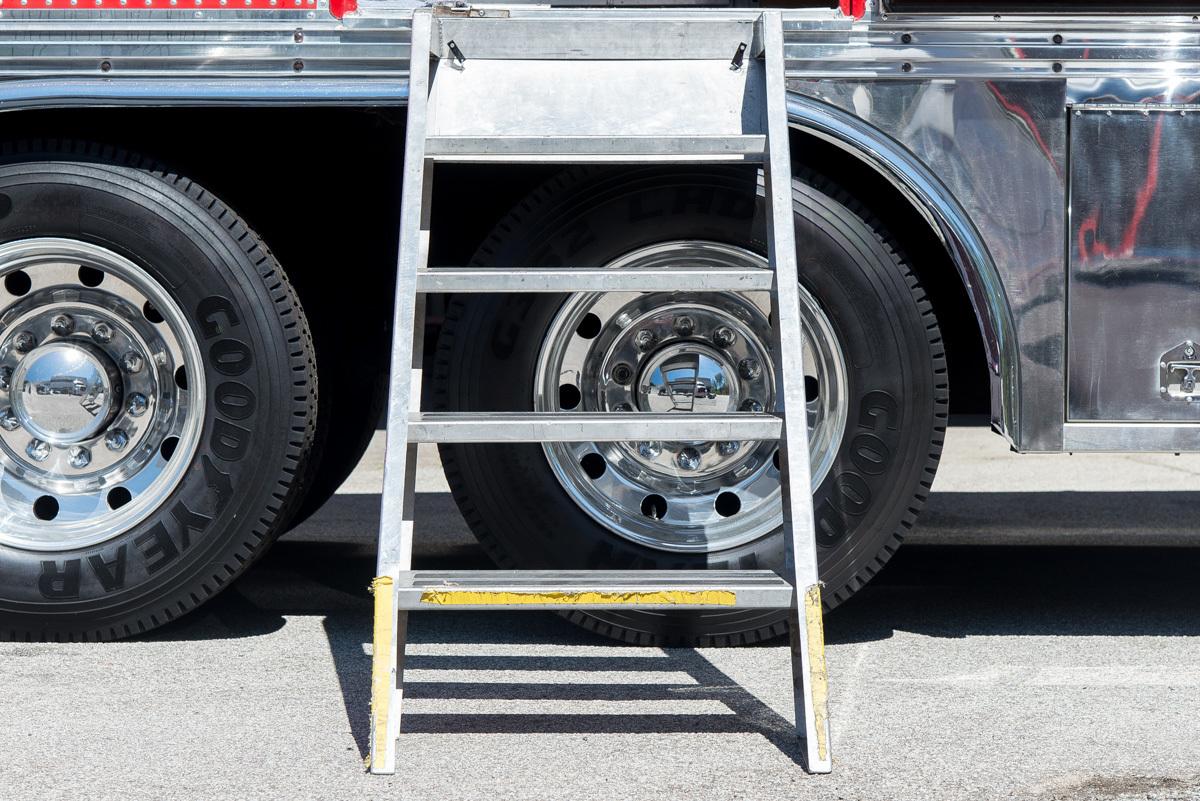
[788,95,1018,436]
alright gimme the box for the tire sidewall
[0,160,293,634]
[437,168,941,623]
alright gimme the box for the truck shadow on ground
[147,488,1200,763]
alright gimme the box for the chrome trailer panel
[4,6,1200,449]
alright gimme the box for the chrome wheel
[0,238,204,551]
[535,241,848,554]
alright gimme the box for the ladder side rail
[370,6,434,777]
[759,10,832,774]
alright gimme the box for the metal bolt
[0,407,18,431]
[50,314,75,336]
[12,331,36,353]
[740,398,764,413]
[712,327,737,348]
[26,439,49,462]
[717,441,740,457]
[738,358,763,381]
[67,446,91,469]
[91,322,114,344]
[675,447,702,471]
[673,316,695,336]
[637,441,662,459]
[121,352,144,374]
[1187,346,1196,358]
[127,393,148,417]
[633,330,657,352]
[105,428,129,451]
[611,363,634,385]
[0,367,10,392]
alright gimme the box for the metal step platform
[368,5,832,778]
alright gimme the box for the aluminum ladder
[368,6,832,776]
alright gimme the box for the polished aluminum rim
[534,242,848,554]
[0,239,204,551]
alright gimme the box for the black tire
[0,141,317,641]
[435,166,947,646]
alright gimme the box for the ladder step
[408,412,781,443]
[396,570,794,610]
[424,135,768,163]
[416,267,774,294]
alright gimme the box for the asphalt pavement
[3,424,1200,801]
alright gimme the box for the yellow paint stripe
[419,589,736,606]
[803,583,830,763]
[367,576,394,771]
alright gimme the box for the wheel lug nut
[712,327,737,348]
[738,358,763,381]
[740,398,764,413]
[637,441,662,459]
[633,330,657,352]
[0,366,11,391]
[91,322,114,343]
[717,441,741,456]
[26,439,49,462]
[676,446,702,471]
[105,428,129,451]
[611,363,634,385]
[121,352,144,373]
[127,393,148,417]
[50,314,75,336]
[614,402,634,412]
[12,331,36,353]
[0,407,19,431]
[673,316,695,336]
[67,446,91,469]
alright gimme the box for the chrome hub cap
[535,242,848,554]
[0,238,205,551]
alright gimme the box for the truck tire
[434,166,947,645]
[0,142,316,641]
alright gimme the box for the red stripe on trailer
[839,0,866,18]
[0,0,318,7]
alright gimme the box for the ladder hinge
[430,0,507,18]
[729,42,747,71]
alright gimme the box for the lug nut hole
[174,366,188,391]
[142,301,165,324]
[772,450,781,471]
[715,492,742,517]
[559,383,582,410]
[580,452,607,479]
[160,436,180,461]
[4,270,30,296]
[78,266,105,287]
[33,495,59,521]
[640,494,668,520]
[575,313,602,340]
[805,376,820,402]
[107,487,132,510]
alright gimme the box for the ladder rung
[396,570,794,610]
[416,267,774,293]
[424,135,768,163]
[408,412,781,443]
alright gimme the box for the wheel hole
[641,494,668,520]
[559,383,582,410]
[33,495,58,521]
[174,367,188,391]
[580,452,607,479]
[4,270,30,296]
[160,436,179,461]
[107,487,132,510]
[772,450,780,471]
[805,376,820,402]
[575,313,602,340]
[78,266,104,287]
[142,301,165,324]
[715,491,741,517]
